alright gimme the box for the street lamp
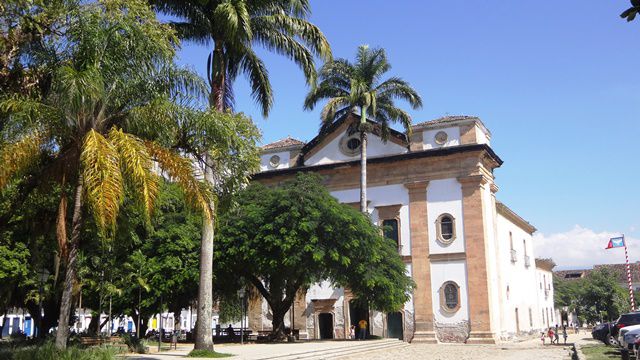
[237,288,246,345]
[37,268,49,338]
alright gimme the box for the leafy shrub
[121,333,147,354]
[11,341,118,360]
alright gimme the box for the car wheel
[605,334,619,346]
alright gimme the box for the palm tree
[0,1,216,349]
[304,45,423,213]
[151,0,331,350]
[621,0,640,21]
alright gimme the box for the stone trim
[435,213,456,245]
[496,201,537,234]
[428,252,466,262]
[439,281,461,314]
[377,204,403,252]
[458,175,496,344]
[404,181,437,343]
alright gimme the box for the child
[349,325,355,340]
[541,331,546,345]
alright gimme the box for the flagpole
[623,235,636,311]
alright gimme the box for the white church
[250,114,556,343]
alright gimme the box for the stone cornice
[495,201,537,234]
[428,252,467,262]
[253,143,502,180]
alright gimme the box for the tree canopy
[214,173,415,338]
[554,267,631,324]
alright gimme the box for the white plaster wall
[423,126,461,149]
[427,179,465,254]
[430,260,469,323]
[305,131,407,166]
[483,184,502,337]
[405,263,415,312]
[260,151,290,171]
[306,280,343,300]
[331,184,411,257]
[536,268,556,328]
[496,212,542,336]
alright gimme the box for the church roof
[414,115,480,127]
[262,136,305,150]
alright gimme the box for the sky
[173,1,640,270]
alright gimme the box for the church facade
[249,114,555,343]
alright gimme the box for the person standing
[358,319,368,340]
[547,327,555,344]
[554,324,560,344]
[562,325,568,344]
[349,325,356,340]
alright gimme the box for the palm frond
[0,131,43,189]
[238,48,273,117]
[108,128,160,219]
[81,129,124,233]
[145,141,213,220]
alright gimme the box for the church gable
[302,113,409,166]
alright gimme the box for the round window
[434,131,448,145]
[346,138,361,151]
[339,135,361,156]
[269,155,280,168]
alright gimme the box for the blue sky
[173,1,640,267]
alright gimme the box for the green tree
[215,173,415,339]
[0,0,215,349]
[150,0,329,350]
[304,45,422,213]
[577,267,629,324]
[621,0,640,21]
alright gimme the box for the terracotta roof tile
[262,136,305,150]
[413,115,480,128]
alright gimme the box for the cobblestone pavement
[338,333,593,360]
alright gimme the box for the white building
[250,113,555,343]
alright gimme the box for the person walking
[541,331,546,345]
[358,319,368,340]
[562,325,568,344]
[554,324,560,344]
[547,327,555,344]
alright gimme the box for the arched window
[440,281,461,313]
[435,214,456,244]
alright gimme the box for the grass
[187,349,234,358]
[581,344,622,360]
[5,341,121,360]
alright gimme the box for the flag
[606,236,625,249]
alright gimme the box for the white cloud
[533,225,639,270]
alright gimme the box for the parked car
[613,313,640,341]
[592,322,618,345]
[619,325,640,352]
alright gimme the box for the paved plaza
[126,332,599,360]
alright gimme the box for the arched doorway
[387,312,403,340]
[318,313,333,339]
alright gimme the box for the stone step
[255,339,407,360]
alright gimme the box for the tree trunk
[194,155,215,350]
[55,178,83,350]
[271,307,287,340]
[194,38,225,351]
[359,106,368,214]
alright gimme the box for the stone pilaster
[458,175,496,344]
[404,181,437,343]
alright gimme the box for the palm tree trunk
[194,154,215,351]
[194,38,225,351]
[359,107,368,214]
[55,176,84,350]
